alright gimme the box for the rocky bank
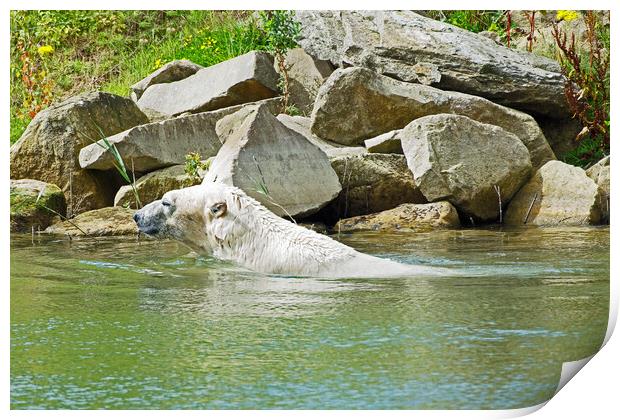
[10,11,609,235]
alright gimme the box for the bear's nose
[133,212,140,223]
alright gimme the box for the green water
[11,227,609,409]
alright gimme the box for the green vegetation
[96,134,142,209]
[425,10,507,37]
[259,11,302,113]
[184,152,208,182]
[552,11,610,167]
[10,11,269,143]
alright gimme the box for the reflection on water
[11,226,609,409]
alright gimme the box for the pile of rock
[9,11,609,236]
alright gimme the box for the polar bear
[133,182,449,278]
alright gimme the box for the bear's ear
[209,202,227,218]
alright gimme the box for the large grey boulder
[277,114,366,159]
[10,92,149,213]
[311,67,555,170]
[295,10,569,117]
[327,153,427,219]
[79,97,282,173]
[44,207,138,236]
[402,114,532,221]
[505,160,601,226]
[275,48,334,115]
[114,163,208,208]
[137,51,280,117]
[131,59,203,101]
[203,104,341,218]
[586,156,610,224]
[10,179,67,233]
[335,202,460,233]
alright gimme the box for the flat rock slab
[311,67,555,170]
[10,92,148,213]
[277,114,367,159]
[506,160,602,226]
[296,10,569,118]
[79,98,282,173]
[402,114,532,221]
[10,179,67,233]
[44,207,138,236]
[203,103,342,218]
[137,51,280,117]
[114,163,208,208]
[335,202,460,232]
[328,153,427,219]
[131,59,203,101]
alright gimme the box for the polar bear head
[133,183,251,254]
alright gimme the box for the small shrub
[284,104,301,117]
[552,11,610,166]
[13,40,55,120]
[259,11,301,113]
[184,152,208,182]
[562,135,607,168]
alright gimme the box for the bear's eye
[162,199,172,207]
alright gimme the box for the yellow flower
[152,58,163,71]
[37,45,54,56]
[556,10,580,22]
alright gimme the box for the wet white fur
[137,183,447,278]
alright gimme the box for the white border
[3,1,617,419]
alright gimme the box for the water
[11,226,609,409]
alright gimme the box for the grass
[10,11,268,143]
[83,124,143,209]
[97,136,142,209]
[102,12,269,96]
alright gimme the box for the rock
[536,116,584,157]
[311,68,555,169]
[137,51,280,117]
[10,179,67,233]
[275,48,334,115]
[335,202,460,232]
[79,98,283,173]
[406,62,441,85]
[114,163,209,208]
[327,153,426,219]
[45,207,138,236]
[131,59,203,101]
[505,160,601,226]
[276,114,366,159]
[478,30,501,44]
[402,114,532,221]
[203,103,342,217]
[364,130,403,154]
[141,107,172,123]
[295,10,569,118]
[10,92,149,214]
[586,156,610,224]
